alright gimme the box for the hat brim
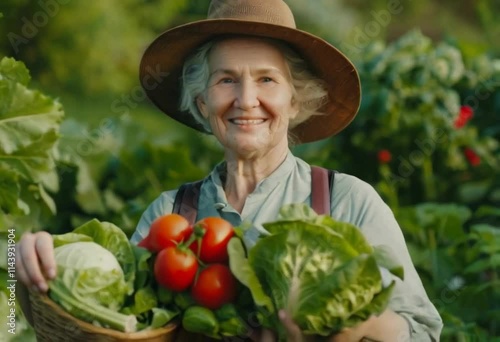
[139,19,361,143]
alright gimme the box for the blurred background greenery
[1,0,499,341]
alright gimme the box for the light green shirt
[131,151,443,340]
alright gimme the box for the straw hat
[139,0,361,143]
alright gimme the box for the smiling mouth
[229,119,266,125]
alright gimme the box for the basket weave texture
[29,292,179,342]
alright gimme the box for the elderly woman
[17,0,442,340]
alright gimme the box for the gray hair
[179,37,329,135]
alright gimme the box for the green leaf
[0,112,63,182]
[401,203,471,243]
[262,220,360,259]
[52,233,93,248]
[277,203,321,221]
[297,255,383,336]
[127,287,157,316]
[37,183,56,215]
[214,304,249,337]
[150,307,179,329]
[471,224,500,239]
[227,238,274,313]
[0,57,64,225]
[173,292,196,310]
[464,257,496,274]
[131,244,153,289]
[459,181,493,203]
[474,206,500,218]
[0,168,22,214]
[214,303,240,321]
[0,58,64,183]
[74,158,106,215]
[0,57,30,88]
[470,224,500,255]
[182,306,219,337]
[319,216,374,255]
[347,281,395,326]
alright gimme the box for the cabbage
[52,242,128,309]
[49,221,138,332]
[66,219,137,294]
[228,204,404,340]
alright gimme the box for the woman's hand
[277,310,365,342]
[16,231,56,293]
[278,310,315,342]
[249,310,316,342]
[251,309,408,341]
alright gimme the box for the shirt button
[214,203,227,210]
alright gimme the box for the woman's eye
[219,78,234,84]
[261,77,273,83]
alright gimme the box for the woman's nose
[234,80,260,110]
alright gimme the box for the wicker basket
[29,292,180,342]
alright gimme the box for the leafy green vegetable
[182,306,219,337]
[49,241,136,332]
[174,291,196,310]
[0,57,63,220]
[150,307,180,329]
[71,218,136,294]
[347,281,396,325]
[125,287,157,316]
[229,204,404,339]
[48,219,181,334]
[227,238,274,312]
[52,242,127,308]
[131,244,153,290]
[215,304,249,337]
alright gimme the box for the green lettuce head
[229,204,404,340]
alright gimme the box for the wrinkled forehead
[211,35,287,53]
[206,35,295,75]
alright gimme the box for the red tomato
[146,214,193,252]
[191,264,237,309]
[154,246,198,292]
[189,217,234,263]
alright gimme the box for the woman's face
[197,38,298,157]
